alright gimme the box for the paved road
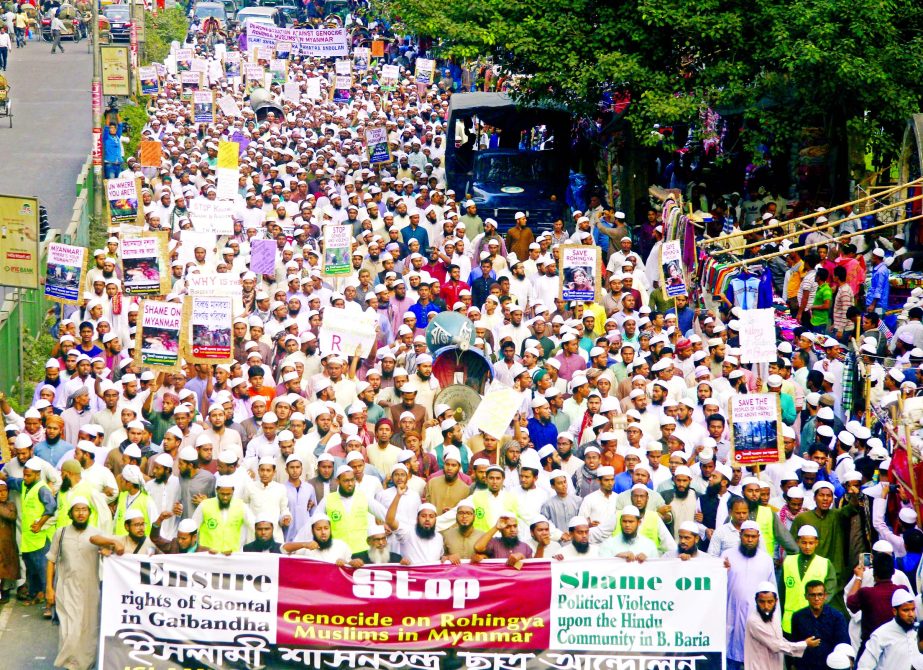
[0,590,57,670]
[0,34,92,231]
[0,34,91,665]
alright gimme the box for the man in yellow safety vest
[319,465,387,553]
[193,475,253,554]
[781,525,837,634]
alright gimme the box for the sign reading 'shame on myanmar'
[98,554,726,669]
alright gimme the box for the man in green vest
[112,464,156,537]
[629,485,677,553]
[8,458,57,605]
[193,476,253,554]
[319,465,387,554]
[469,465,519,533]
[781,525,837,634]
[741,476,798,558]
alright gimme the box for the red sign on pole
[92,127,103,167]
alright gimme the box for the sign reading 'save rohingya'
[98,555,726,670]
[245,23,348,57]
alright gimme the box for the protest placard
[332,74,352,103]
[659,239,687,298]
[191,90,215,123]
[269,58,288,85]
[559,244,601,302]
[245,64,265,84]
[466,382,523,439]
[334,58,352,76]
[353,46,370,72]
[138,65,159,95]
[180,71,202,92]
[138,140,162,168]
[250,239,277,275]
[224,52,241,78]
[183,296,233,364]
[283,81,301,103]
[379,64,399,91]
[415,58,435,84]
[365,126,391,164]
[305,77,322,100]
[318,306,377,357]
[728,393,784,466]
[175,48,193,71]
[217,141,239,169]
[322,224,352,276]
[121,232,170,297]
[44,243,85,304]
[371,40,385,58]
[739,308,777,364]
[184,273,243,297]
[216,94,241,117]
[135,300,183,370]
[188,198,235,235]
[105,177,144,230]
[215,167,239,200]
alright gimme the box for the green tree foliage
[382,0,923,166]
[144,6,190,65]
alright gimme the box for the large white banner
[246,24,348,57]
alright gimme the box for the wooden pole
[713,177,923,242]
[900,401,922,522]
[721,212,923,270]
[731,193,923,252]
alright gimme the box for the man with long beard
[386,489,444,564]
[598,505,658,561]
[664,522,707,561]
[744,582,817,670]
[312,466,387,554]
[856,589,921,669]
[441,503,483,562]
[723,522,775,670]
[55,460,112,533]
[282,514,351,565]
[559,516,598,559]
[661,466,697,542]
[46,498,102,670]
[350,525,404,566]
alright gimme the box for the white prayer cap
[620,505,641,518]
[755,581,778,595]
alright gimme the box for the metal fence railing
[0,154,95,398]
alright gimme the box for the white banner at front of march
[739,308,777,363]
[318,306,378,357]
[98,554,278,669]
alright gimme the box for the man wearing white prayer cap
[855,588,918,669]
[597,504,658,561]
[744,580,817,669]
